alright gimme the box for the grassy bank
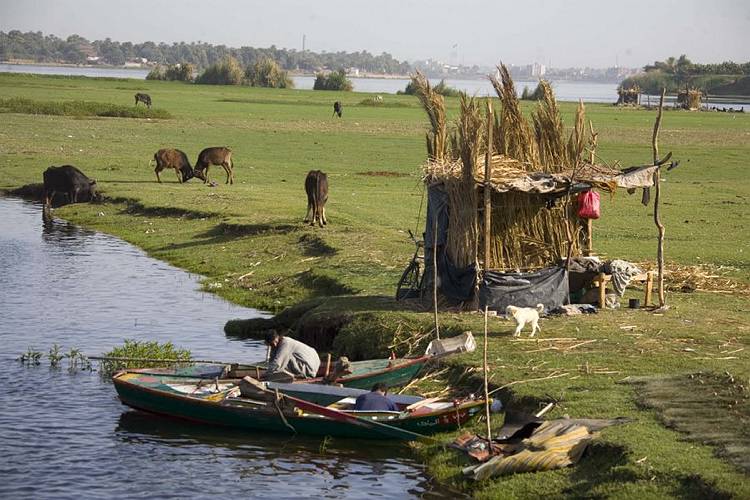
[1,72,748,498]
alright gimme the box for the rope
[274,389,296,434]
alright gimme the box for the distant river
[0,62,616,102]
[0,197,444,499]
[2,63,747,110]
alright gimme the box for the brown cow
[153,148,194,183]
[304,170,328,227]
[193,147,234,184]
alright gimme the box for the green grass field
[1,72,748,498]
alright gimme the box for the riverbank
[1,72,748,498]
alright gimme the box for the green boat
[136,331,478,390]
[113,369,486,440]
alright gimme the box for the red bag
[577,190,600,219]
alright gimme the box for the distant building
[531,63,546,78]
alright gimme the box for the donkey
[193,147,234,184]
[152,148,194,183]
[304,170,328,227]
[332,101,342,118]
[134,93,152,108]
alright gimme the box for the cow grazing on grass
[134,93,152,108]
[193,147,234,185]
[43,165,98,208]
[153,148,194,183]
[332,101,342,118]
[304,170,328,227]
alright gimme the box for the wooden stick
[483,99,493,272]
[483,305,492,440]
[88,355,230,364]
[432,215,440,340]
[652,88,667,308]
[535,402,554,418]
[324,353,332,377]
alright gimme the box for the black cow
[304,170,328,227]
[134,93,152,108]
[332,101,342,118]
[42,165,98,208]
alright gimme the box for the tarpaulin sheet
[424,185,477,302]
[479,266,569,312]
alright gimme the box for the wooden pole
[483,305,492,440]
[432,215,440,340]
[482,100,493,441]
[483,99,493,272]
[652,89,667,308]
[586,121,598,256]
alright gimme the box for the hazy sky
[1,0,748,68]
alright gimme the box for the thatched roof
[423,155,657,195]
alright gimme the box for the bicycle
[395,230,425,301]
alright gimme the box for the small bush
[313,70,353,91]
[99,339,192,375]
[147,63,194,82]
[520,82,545,100]
[195,56,244,85]
[0,97,172,119]
[433,79,461,97]
[245,58,294,88]
[398,79,459,97]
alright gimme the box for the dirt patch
[628,372,750,473]
[356,171,409,178]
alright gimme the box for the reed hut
[677,89,702,110]
[412,67,664,310]
[616,85,640,105]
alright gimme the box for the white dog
[506,304,544,337]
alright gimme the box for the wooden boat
[113,369,486,440]
[137,332,477,390]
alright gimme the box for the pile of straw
[415,65,602,271]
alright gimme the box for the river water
[0,62,617,102]
[0,197,441,499]
[3,63,748,110]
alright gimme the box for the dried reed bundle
[531,81,567,169]
[411,72,448,161]
[489,65,539,165]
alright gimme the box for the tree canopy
[0,30,412,75]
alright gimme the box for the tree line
[0,30,412,75]
[621,55,750,94]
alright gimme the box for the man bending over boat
[264,330,321,379]
[354,383,398,411]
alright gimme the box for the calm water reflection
[0,197,445,499]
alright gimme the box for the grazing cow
[332,101,342,118]
[193,147,234,185]
[304,170,328,227]
[43,165,98,208]
[153,148,194,183]
[134,93,152,108]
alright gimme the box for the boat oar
[239,376,434,442]
[283,392,434,442]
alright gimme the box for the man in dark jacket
[354,382,398,411]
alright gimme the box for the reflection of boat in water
[113,369,485,441]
